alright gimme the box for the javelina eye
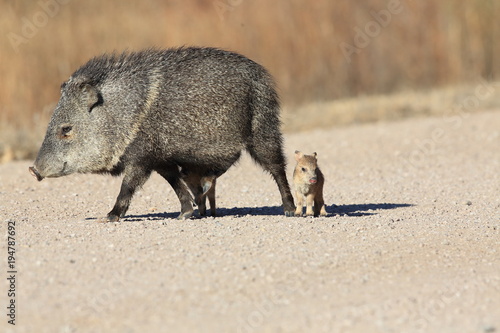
[60,125,73,138]
[301,167,307,172]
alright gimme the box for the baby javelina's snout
[293,151,327,217]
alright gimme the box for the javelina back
[29,47,295,221]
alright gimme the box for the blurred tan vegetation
[0,0,499,162]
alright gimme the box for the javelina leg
[253,161,295,216]
[186,181,206,216]
[207,178,216,216]
[294,191,304,217]
[314,193,327,217]
[199,176,216,216]
[247,143,295,216]
[305,193,315,217]
[271,167,295,216]
[196,190,207,217]
[157,168,194,219]
[108,168,152,222]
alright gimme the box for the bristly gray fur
[31,47,295,220]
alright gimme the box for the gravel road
[1,111,499,333]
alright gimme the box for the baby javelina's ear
[295,150,304,161]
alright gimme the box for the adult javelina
[29,47,295,221]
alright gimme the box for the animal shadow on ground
[119,206,286,221]
[330,203,413,217]
[85,203,413,221]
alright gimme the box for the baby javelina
[293,151,327,217]
[181,171,217,216]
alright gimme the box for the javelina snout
[29,166,44,181]
[30,47,296,221]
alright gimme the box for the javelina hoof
[198,207,207,217]
[106,214,120,222]
[285,210,296,217]
[177,210,193,220]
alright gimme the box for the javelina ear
[312,152,317,159]
[294,150,303,161]
[80,83,103,112]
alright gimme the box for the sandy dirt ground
[1,110,499,333]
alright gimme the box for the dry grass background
[0,0,499,162]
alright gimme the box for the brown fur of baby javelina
[293,151,327,217]
[181,168,217,217]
